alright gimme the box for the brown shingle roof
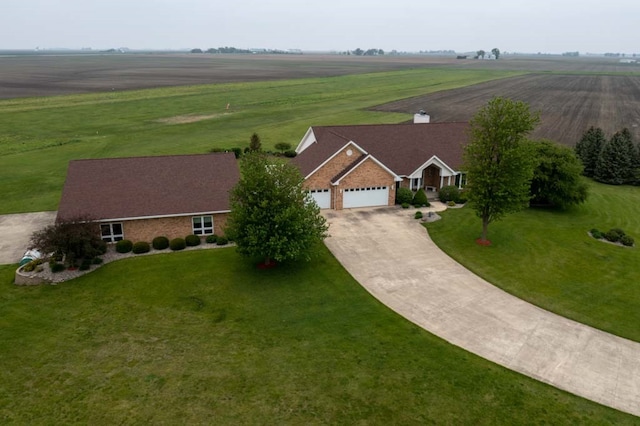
[56,153,239,222]
[292,122,469,177]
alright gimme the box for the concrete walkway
[323,206,640,417]
[0,212,56,264]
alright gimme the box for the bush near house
[414,211,423,219]
[152,236,170,250]
[132,241,151,254]
[185,234,201,247]
[396,187,413,205]
[115,239,133,254]
[439,185,460,203]
[170,238,186,251]
[216,236,229,246]
[412,188,430,207]
[206,235,218,244]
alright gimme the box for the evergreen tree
[248,132,262,152]
[575,126,605,177]
[594,128,636,185]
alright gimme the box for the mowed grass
[0,68,520,214]
[0,248,635,424]
[426,180,640,342]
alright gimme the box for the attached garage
[343,186,389,209]
[309,189,331,209]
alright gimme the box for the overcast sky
[1,0,637,54]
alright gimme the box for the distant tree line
[348,48,385,56]
[575,127,640,185]
[474,48,500,59]
[562,51,580,57]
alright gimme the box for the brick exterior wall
[337,158,396,209]
[114,213,229,243]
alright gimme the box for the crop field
[373,73,640,146]
[0,52,634,99]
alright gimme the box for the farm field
[373,73,640,146]
[0,52,634,99]
[0,248,635,424]
[0,67,518,214]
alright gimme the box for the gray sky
[2,0,637,54]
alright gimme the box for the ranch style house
[56,153,239,243]
[292,117,469,210]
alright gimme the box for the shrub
[414,211,423,219]
[396,187,413,205]
[50,263,65,273]
[401,202,410,209]
[610,228,626,237]
[79,258,92,271]
[170,238,186,251]
[412,188,429,207]
[132,241,151,254]
[216,236,229,246]
[206,234,218,244]
[231,147,242,159]
[284,150,297,158]
[604,229,623,243]
[457,190,469,204]
[591,230,603,239]
[92,257,104,265]
[22,259,44,272]
[439,185,460,203]
[621,235,635,247]
[152,236,169,250]
[185,234,201,246]
[447,200,456,207]
[115,239,133,253]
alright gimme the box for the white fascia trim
[409,155,457,178]
[295,127,317,154]
[304,140,368,180]
[99,210,231,223]
[332,154,402,185]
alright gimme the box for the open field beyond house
[373,73,640,146]
[0,53,635,99]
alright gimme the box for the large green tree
[575,126,606,177]
[594,128,637,185]
[463,97,540,243]
[226,152,328,266]
[526,140,588,208]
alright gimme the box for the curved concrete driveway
[323,207,640,417]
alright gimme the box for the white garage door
[309,189,331,209]
[343,186,389,208]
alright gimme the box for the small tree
[275,142,292,153]
[226,152,329,266]
[30,216,106,266]
[526,140,588,208]
[412,188,429,207]
[575,126,606,177]
[476,49,486,59]
[463,97,540,243]
[491,48,501,59]
[248,132,262,152]
[594,128,636,185]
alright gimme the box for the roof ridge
[330,153,367,184]
[69,152,234,163]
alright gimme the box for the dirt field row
[372,74,640,146]
[0,53,635,99]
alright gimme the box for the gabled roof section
[292,122,469,178]
[56,153,240,222]
[293,137,367,180]
[331,154,402,185]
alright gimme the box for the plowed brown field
[372,74,640,146]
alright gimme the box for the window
[192,216,214,235]
[101,223,123,242]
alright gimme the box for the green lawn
[0,68,520,214]
[426,180,640,342]
[0,248,635,424]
